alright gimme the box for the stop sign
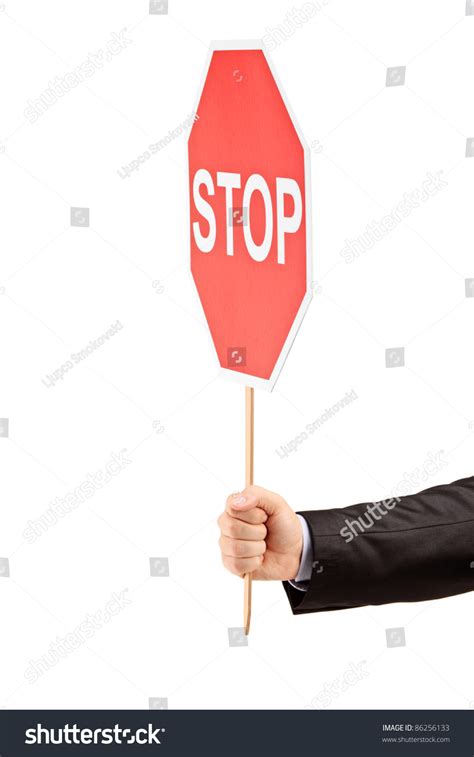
[188,41,312,390]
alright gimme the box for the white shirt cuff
[288,514,313,591]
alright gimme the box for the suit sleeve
[283,475,474,614]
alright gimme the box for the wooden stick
[244,385,254,635]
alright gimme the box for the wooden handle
[244,386,254,635]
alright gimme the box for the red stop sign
[188,41,312,390]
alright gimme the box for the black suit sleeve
[283,475,474,614]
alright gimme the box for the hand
[217,485,303,581]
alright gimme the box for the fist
[217,485,303,581]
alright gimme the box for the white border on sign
[187,39,313,393]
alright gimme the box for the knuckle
[228,520,241,538]
[252,510,264,524]
[222,555,237,574]
[243,510,258,524]
[234,540,246,557]
[221,514,231,532]
[229,557,241,573]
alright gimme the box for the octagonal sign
[188,40,312,391]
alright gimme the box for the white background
[0,0,473,710]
